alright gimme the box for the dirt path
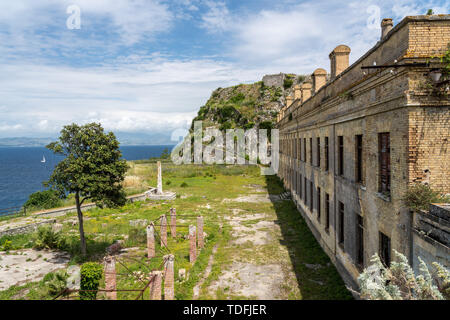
[193,244,218,299]
[0,249,70,290]
[202,186,301,300]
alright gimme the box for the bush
[283,78,293,89]
[42,270,69,296]
[25,190,62,210]
[403,183,449,211]
[358,251,449,300]
[33,226,66,250]
[180,182,188,188]
[80,262,103,300]
[1,239,13,251]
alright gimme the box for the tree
[45,123,128,256]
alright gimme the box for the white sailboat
[41,155,46,163]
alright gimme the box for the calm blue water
[0,145,174,209]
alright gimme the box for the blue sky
[0,0,448,141]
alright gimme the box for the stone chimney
[329,45,351,80]
[300,83,312,103]
[286,95,294,107]
[312,68,327,93]
[381,18,393,40]
[293,84,301,100]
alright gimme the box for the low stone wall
[33,193,147,217]
[0,219,56,237]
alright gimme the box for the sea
[0,145,174,209]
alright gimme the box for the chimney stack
[329,45,351,80]
[381,18,393,40]
[293,84,301,100]
[312,68,327,93]
[300,83,312,103]
[286,95,294,107]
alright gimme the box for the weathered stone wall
[262,73,285,88]
[412,204,450,274]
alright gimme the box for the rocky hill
[190,73,307,132]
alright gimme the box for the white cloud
[200,1,232,33]
[0,56,261,137]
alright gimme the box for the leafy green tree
[45,123,128,256]
[160,148,170,159]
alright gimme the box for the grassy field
[0,163,352,300]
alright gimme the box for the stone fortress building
[276,15,450,289]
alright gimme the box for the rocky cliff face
[190,73,306,132]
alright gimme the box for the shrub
[403,183,449,211]
[358,251,449,300]
[229,93,245,104]
[180,182,188,188]
[33,226,66,250]
[24,190,62,210]
[43,270,69,296]
[80,262,103,300]
[283,78,294,89]
[1,239,13,251]
[219,121,232,131]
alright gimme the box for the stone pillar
[104,255,117,300]
[189,225,197,263]
[147,223,155,259]
[381,18,393,40]
[312,68,327,93]
[170,208,176,238]
[286,95,293,108]
[293,84,301,100]
[197,216,204,249]
[160,215,167,248]
[157,161,163,195]
[163,254,174,300]
[149,271,162,300]
[301,83,312,103]
[329,45,351,80]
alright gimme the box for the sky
[0,0,448,143]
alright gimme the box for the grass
[0,163,352,300]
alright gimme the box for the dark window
[317,187,321,222]
[378,133,391,195]
[299,174,303,200]
[379,232,391,267]
[309,138,313,164]
[356,214,364,267]
[297,138,301,160]
[356,135,363,183]
[317,137,321,168]
[310,181,313,211]
[304,177,307,202]
[338,136,344,176]
[325,137,329,171]
[299,138,302,161]
[303,138,306,162]
[325,193,330,232]
[338,202,345,246]
[294,169,297,194]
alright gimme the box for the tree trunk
[75,191,87,256]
